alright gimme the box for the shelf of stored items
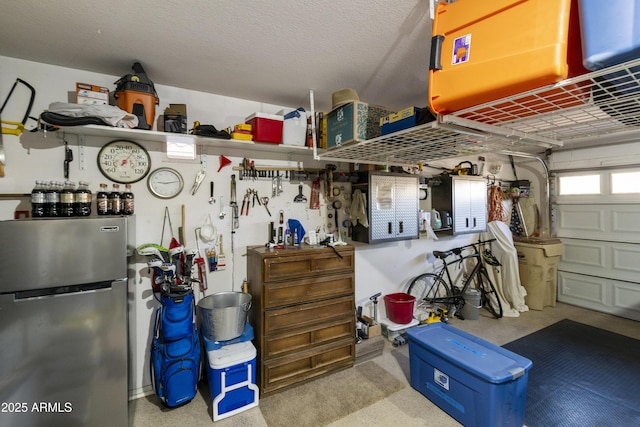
[55,124,320,157]
[53,90,324,163]
[53,125,324,162]
[318,58,640,166]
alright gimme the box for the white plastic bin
[277,108,308,146]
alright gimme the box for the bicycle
[407,239,503,322]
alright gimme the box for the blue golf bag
[150,289,201,407]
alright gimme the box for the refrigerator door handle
[13,280,122,300]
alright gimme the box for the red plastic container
[245,113,283,144]
[384,293,415,324]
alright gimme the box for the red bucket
[384,292,415,324]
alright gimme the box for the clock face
[97,140,151,184]
[147,167,184,199]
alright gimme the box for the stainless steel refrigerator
[0,217,134,427]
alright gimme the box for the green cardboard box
[326,101,394,148]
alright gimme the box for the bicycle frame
[425,240,494,306]
[429,252,482,302]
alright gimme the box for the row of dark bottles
[96,183,134,216]
[31,181,134,217]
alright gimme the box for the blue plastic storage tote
[406,323,532,427]
[579,0,640,70]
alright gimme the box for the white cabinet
[431,175,487,235]
[352,172,419,243]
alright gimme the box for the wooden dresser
[246,245,355,397]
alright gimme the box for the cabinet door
[394,175,419,239]
[452,177,487,234]
[370,174,397,241]
[452,179,472,233]
[468,179,487,232]
[369,174,418,241]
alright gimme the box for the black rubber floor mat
[503,319,640,427]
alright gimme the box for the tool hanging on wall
[309,178,320,209]
[218,155,231,172]
[160,206,175,248]
[193,228,208,292]
[293,184,307,203]
[208,181,216,204]
[241,189,251,216]
[217,234,226,271]
[1,78,36,137]
[190,155,206,195]
[63,137,73,179]
[231,165,322,181]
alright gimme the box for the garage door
[552,168,640,321]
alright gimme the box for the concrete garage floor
[129,302,640,426]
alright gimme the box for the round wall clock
[147,167,184,199]
[97,140,151,184]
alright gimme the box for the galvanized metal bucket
[197,291,252,341]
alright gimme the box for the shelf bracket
[78,134,86,171]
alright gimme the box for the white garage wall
[1,56,524,396]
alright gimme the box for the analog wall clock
[97,140,151,184]
[147,167,184,199]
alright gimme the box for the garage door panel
[560,238,640,282]
[560,240,605,268]
[558,271,640,321]
[614,281,640,314]
[612,245,640,274]
[557,204,640,242]
[558,271,607,305]
[558,207,604,234]
[612,209,640,234]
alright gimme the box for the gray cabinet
[352,172,419,243]
[432,175,487,235]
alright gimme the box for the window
[611,172,640,194]
[558,175,600,195]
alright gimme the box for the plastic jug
[431,209,442,229]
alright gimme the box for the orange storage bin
[428,0,588,116]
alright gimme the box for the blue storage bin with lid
[578,0,640,70]
[406,323,532,427]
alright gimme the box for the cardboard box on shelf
[326,101,394,148]
[380,106,422,135]
[76,83,109,105]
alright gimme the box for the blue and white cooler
[205,337,258,421]
[197,292,258,421]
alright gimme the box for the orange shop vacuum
[114,62,159,130]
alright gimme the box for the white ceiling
[0,0,432,112]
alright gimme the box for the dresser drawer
[264,295,354,335]
[261,338,355,396]
[264,316,355,359]
[264,273,354,309]
[262,250,354,282]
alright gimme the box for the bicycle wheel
[407,273,451,322]
[476,268,503,319]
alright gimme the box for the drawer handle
[388,222,392,234]
[399,221,403,233]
